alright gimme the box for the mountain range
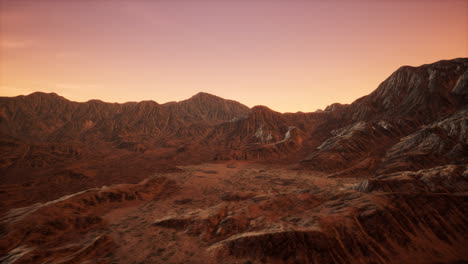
[0,58,467,263]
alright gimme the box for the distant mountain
[0,91,249,141]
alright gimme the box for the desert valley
[0,58,467,263]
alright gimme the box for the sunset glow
[1,0,467,112]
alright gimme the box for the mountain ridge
[1,58,466,166]
[1,57,468,263]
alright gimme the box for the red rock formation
[0,58,467,263]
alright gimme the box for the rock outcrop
[302,58,468,174]
[0,176,176,263]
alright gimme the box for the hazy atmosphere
[1,0,467,112]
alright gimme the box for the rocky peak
[346,58,468,122]
[26,91,63,99]
[166,92,250,125]
[187,91,220,100]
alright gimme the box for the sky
[0,0,467,112]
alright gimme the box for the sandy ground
[99,162,359,264]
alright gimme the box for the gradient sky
[1,0,467,112]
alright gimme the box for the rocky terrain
[0,58,467,263]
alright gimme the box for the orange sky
[1,0,467,112]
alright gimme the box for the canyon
[0,58,467,263]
